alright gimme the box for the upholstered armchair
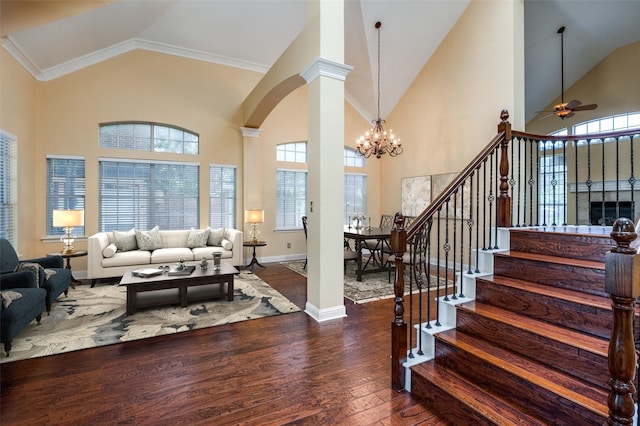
[0,265,47,356]
[0,238,72,313]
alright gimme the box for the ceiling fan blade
[540,112,556,119]
[565,99,582,109]
[572,103,598,111]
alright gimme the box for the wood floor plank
[0,263,439,425]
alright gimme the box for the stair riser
[435,338,607,425]
[493,255,606,297]
[475,279,612,339]
[455,307,609,391]
[509,230,611,262]
[409,377,500,426]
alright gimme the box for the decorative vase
[200,258,208,270]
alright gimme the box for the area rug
[1,272,300,363]
[281,260,453,304]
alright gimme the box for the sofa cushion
[192,246,231,260]
[102,250,152,268]
[135,226,162,251]
[14,263,57,285]
[151,248,195,264]
[114,229,137,252]
[103,243,118,258]
[187,228,210,248]
[207,227,225,247]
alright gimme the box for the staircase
[409,226,621,425]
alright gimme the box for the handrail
[389,109,640,425]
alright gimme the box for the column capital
[240,127,263,138]
[300,57,353,84]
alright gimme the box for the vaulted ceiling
[2,0,639,123]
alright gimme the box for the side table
[243,241,267,270]
[47,250,88,287]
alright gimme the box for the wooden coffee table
[119,263,239,315]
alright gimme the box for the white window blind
[46,156,85,236]
[210,165,236,229]
[99,159,199,231]
[344,173,367,224]
[100,122,199,154]
[276,169,307,230]
[0,132,17,244]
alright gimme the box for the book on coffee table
[132,268,164,278]
[168,265,196,276]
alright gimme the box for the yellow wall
[378,0,524,215]
[0,48,38,256]
[526,41,640,134]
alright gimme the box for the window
[275,170,307,230]
[574,112,640,135]
[344,174,367,224]
[344,147,364,167]
[100,122,199,154]
[276,142,306,163]
[0,131,17,245]
[210,165,236,229]
[99,159,199,231]
[538,152,566,226]
[46,156,86,236]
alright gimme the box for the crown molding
[240,127,263,138]
[3,37,270,82]
[300,57,353,84]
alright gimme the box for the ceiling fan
[540,26,598,120]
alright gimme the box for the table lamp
[53,209,84,254]
[245,209,264,243]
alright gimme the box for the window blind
[46,156,86,236]
[210,165,236,229]
[344,173,367,224]
[276,169,307,230]
[0,132,16,244]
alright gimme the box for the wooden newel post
[605,218,639,426]
[390,212,407,391]
[497,109,512,228]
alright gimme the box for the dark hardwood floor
[0,263,445,425]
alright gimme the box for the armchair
[0,238,72,313]
[0,267,47,356]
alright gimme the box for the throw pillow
[221,238,233,250]
[103,243,118,258]
[13,262,46,286]
[114,229,138,252]
[1,290,22,308]
[187,228,210,248]
[208,227,226,247]
[135,226,162,251]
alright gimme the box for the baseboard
[304,301,347,322]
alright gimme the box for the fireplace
[590,201,635,225]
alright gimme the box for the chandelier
[356,21,403,159]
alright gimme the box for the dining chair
[362,214,394,268]
[303,216,357,273]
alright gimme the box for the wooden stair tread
[436,330,609,416]
[496,250,605,270]
[412,362,549,426]
[458,301,609,356]
[479,274,611,310]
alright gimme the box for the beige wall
[378,0,525,216]
[526,41,640,134]
[0,48,38,256]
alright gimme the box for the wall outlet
[287,242,291,249]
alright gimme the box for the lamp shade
[244,209,264,224]
[53,209,84,227]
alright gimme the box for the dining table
[344,225,393,281]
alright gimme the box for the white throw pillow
[187,228,210,248]
[114,229,137,252]
[221,238,233,250]
[135,226,162,251]
[207,227,226,247]
[102,243,118,258]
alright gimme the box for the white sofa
[87,227,243,286]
